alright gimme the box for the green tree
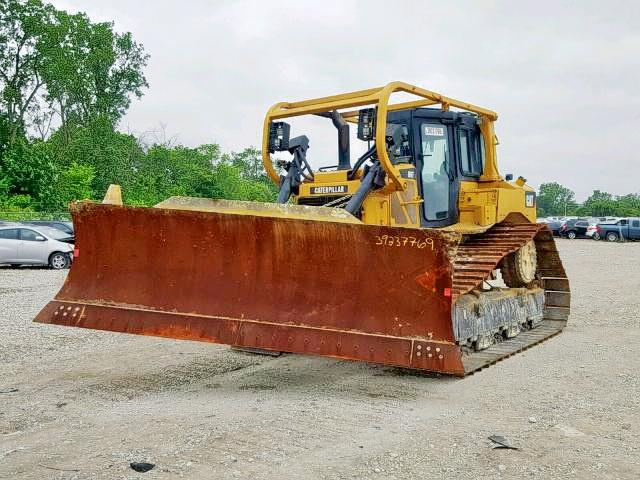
[0,2,311,214]
[49,161,94,208]
[0,0,148,143]
[45,115,144,195]
[0,0,53,145]
[578,190,616,217]
[40,9,148,128]
[209,161,276,202]
[537,182,577,216]
[223,146,278,199]
[0,137,55,206]
[126,143,220,205]
[615,194,640,217]
[226,147,265,179]
[0,112,10,155]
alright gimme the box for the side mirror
[505,173,514,181]
[35,235,46,241]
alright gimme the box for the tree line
[537,182,640,218]
[0,0,276,217]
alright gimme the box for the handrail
[262,81,500,190]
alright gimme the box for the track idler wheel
[500,240,537,287]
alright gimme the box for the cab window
[459,130,471,174]
[19,229,44,241]
[0,229,18,239]
[459,127,483,177]
[387,124,411,164]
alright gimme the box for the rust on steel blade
[35,201,465,375]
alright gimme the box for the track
[461,319,565,374]
[450,222,571,375]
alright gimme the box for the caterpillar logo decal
[525,192,536,208]
[310,185,348,195]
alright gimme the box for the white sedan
[0,224,74,269]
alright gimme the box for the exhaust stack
[330,111,350,170]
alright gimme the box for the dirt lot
[1,239,639,479]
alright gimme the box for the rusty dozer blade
[35,199,467,374]
[34,199,569,376]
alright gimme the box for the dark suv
[560,219,590,239]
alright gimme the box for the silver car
[0,225,74,269]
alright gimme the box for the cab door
[415,114,459,228]
[17,228,49,264]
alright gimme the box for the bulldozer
[35,82,570,376]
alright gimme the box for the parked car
[22,220,74,236]
[588,218,619,240]
[560,219,591,239]
[0,225,74,269]
[596,218,640,242]
[585,218,602,239]
[546,220,563,236]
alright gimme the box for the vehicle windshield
[35,226,71,239]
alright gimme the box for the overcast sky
[53,0,639,200]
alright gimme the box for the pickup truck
[596,218,640,241]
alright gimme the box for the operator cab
[387,108,486,227]
[269,107,486,228]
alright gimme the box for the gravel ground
[0,239,639,479]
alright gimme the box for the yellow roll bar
[262,81,501,191]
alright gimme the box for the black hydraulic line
[345,162,384,215]
[348,144,377,180]
[295,148,314,182]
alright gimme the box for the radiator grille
[297,196,342,207]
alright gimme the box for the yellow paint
[458,180,536,227]
[296,170,363,197]
[155,197,362,224]
[102,184,123,206]
[260,82,535,231]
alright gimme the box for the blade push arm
[275,136,312,204]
